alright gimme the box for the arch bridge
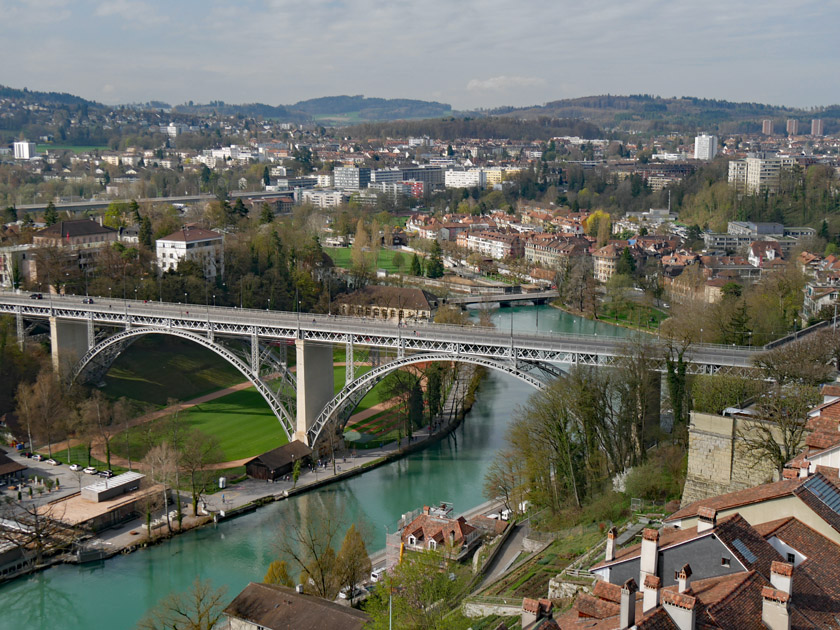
[0,292,764,447]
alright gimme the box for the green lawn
[111,388,288,464]
[599,302,667,331]
[101,336,243,406]
[326,247,408,274]
[36,445,128,474]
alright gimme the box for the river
[0,305,625,630]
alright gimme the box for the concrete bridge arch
[72,326,297,441]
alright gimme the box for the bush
[624,445,686,502]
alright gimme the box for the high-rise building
[786,119,799,135]
[693,134,718,160]
[811,119,825,136]
[333,166,371,190]
[13,140,36,160]
[727,152,795,194]
[761,119,774,135]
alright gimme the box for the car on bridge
[29,293,43,300]
[82,297,94,304]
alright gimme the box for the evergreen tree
[259,202,273,225]
[820,218,830,240]
[129,199,141,224]
[233,198,248,218]
[426,240,444,278]
[3,206,18,223]
[410,253,423,276]
[139,216,153,249]
[615,247,636,276]
[44,201,58,226]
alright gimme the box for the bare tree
[179,430,222,516]
[80,391,128,470]
[754,330,838,386]
[0,497,71,568]
[136,578,227,630]
[739,384,822,475]
[16,369,67,457]
[143,442,178,534]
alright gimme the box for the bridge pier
[50,317,90,375]
[294,340,335,444]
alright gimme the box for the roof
[246,441,312,471]
[665,478,804,522]
[0,452,26,477]
[157,226,222,242]
[335,285,438,311]
[37,219,116,238]
[223,582,369,630]
[402,512,477,548]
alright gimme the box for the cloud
[467,76,546,92]
[94,0,165,26]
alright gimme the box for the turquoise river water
[0,305,625,629]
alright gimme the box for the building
[400,504,481,560]
[156,226,224,279]
[461,231,524,260]
[333,166,371,191]
[32,220,118,249]
[245,442,312,481]
[301,189,348,208]
[762,119,774,135]
[593,244,622,283]
[693,134,718,160]
[223,582,369,630]
[727,152,796,193]
[0,244,37,289]
[13,141,36,160]
[445,169,486,189]
[703,222,814,256]
[811,119,825,136]
[786,119,799,135]
[334,286,438,322]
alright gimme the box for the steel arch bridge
[306,353,559,445]
[72,326,298,441]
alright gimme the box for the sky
[2,0,838,111]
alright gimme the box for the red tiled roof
[665,478,804,522]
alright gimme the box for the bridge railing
[0,290,767,354]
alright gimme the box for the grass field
[101,336,243,406]
[599,302,667,331]
[111,388,288,464]
[36,445,127,474]
[326,247,408,274]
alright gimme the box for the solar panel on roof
[804,476,840,514]
[732,538,757,564]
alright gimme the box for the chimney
[676,564,692,594]
[619,578,637,630]
[643,574,661,613]
[697,506,717,533]
[639,528,659,587]
[661,589,697,630]
[761,586,791,630]
[799,464,809,478]
[423,505,430,515]
[605,526,618,562]
[770,561,793,595]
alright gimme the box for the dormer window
[408,535,416,546]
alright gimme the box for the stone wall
[681,411,785,506]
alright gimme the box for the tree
[0,496,71,568]
[139,216,153,249]
[44,201,58,226]
[753,330,838,386]
[259,202,273,225]
[143,442,178,534]
[179,430,223,516]
[410,253,423,276]
[262,166,271,187]
[292,459,301,488]
[264,560,294,587]
[80,391,127,471]
[426,240,444,278]
[2,206,17,223]
[16,370,67,458]
[392,250,405,273]
[334,524,372,597]
[136,578,227,630]
[615,247,636,276]
[738,384,821,476]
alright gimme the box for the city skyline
[1,0,838,111]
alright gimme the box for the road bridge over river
[0,291,763,447]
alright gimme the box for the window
[787,553,795,564]
[408,535,416,546]
[721,557,731,567]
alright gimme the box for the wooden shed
[245,442,313,481]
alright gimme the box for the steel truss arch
[72,326,296,441]
[309,353,551,445]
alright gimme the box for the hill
[292,95,452,122]
[0,84,102,108]
[172,100,308,121]
[497,94,839,135]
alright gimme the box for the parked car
[31,453,43,461]
[69,464,82,471]
[45,458,60,466]
[83,466,97,475]
[370,568,385,583]
[82,297,94,304]
[97,469,114,478]
[20,452,33,458]
[29,293,43,300]
[339,585,366,600]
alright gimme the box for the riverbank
[548,299,664,336]
[1,364,485,584]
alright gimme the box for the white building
[444,169,486,189]
[13,141,36,160]
[301,189,348,208]
[728,152,796,194]
[693,134,718,160]
[156,227,224,279]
